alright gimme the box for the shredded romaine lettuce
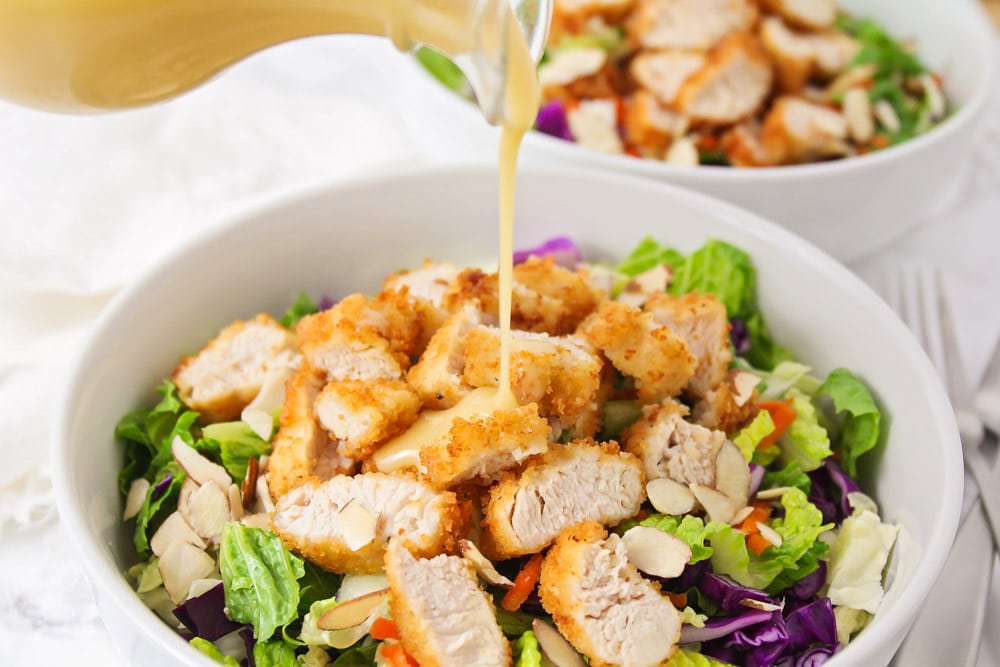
[732,410,775,461]
[254,638,301,667]
[825,509,899,613]
[202,420,273,482]
[757,361,822,400]
[778,389,833,472]
[279,290,319,328]
[665,649,733,666]
[816,368,882,478]
[190,637,241,667]
[616,236,686,277]
[133,462,186,558]
[761,461,811,496]
[512,630,543,667]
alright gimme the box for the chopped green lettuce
[512,630,543,667]
[133,462,186,558]
[632,514,716,563]
[761,461,811,495]
[757,361,822,400]
[495,605,536,637]
[300,594,388,649]
[220,524,305,641]
[679,606,708,628]
[126,557,163,594]
[825,510,899,613]
[254,638,300,667]
[299,646,332,667]
[834,606,872,647]
[778,389,833,472]
[202,420,273,482]
[279,291,319,328]
[190,638,241,667]
[616,237,686,277]
[297,561,343,617]
[665,649,733,667]
[328,645,378,666]
[816,368,882,478]
[600,400,643,440]
[732,410,775,461]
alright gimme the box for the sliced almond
[245,364,295,415]
[316,588,390,631]
[532,619,586,667]
[730,371,761,408]
[629,264,671,296]
[228,484,244,521]
[690,484,739,524]
[755,486,794,501]
[740,598,783,612]
[187,577,223,600]
[757,523,783,548]
[665,136,699,166]
[920,73,946,120]
[646,478,697,516]
[337,499,378,551]
[873,100,901,134]
[241,513,271,530]
[150,511,206,557]
[714,442,750,508]
[846,491,879,515]
[843,88,874,144]
[730,506,755,526]
[178,478,199,518]
[158,540,216,604]
[459,539,514,588]
[254,473,274,514]
[622,526,692,579]
[171,436,231,489]
[123,478,150,521]
[241,408,275,442]
[181,480,231,543]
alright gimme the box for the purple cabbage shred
[749,463,766,497]
[730,317,751,354]
[172,583,242,641]
[535,101,575,142]
[317,295,336,311]
[788,561,827,601]
[151,474,172,500]
[512,236,582,269]
[700,573,779,613]
[809,459,864,524]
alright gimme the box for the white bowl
[403,0,998,261]
[53,164,962,666]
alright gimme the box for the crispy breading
[630,51,705,106]
[538,521,682,667]
[381,260,459,308]
[419,403,551,488]
[644,292,733,397]
[172,313,297,423]
[761,95,850,164]
[271,472,465,574]
[691,376,760,433]
[760,0,836,31]
[267,367,355,500]
[675,31,774,126]
[720,122,780,167]
[759,16,859,93]
[314,378,422,461]
[371,285,450,364]
[407,305,485,409]
[623,90,688,158]
[550,0,636,43]
[481,439,645,559]
[540,47,623,102]
[621,398,728,486]
[577,300,696,404]
[385,539,510,667]
[627,0,757,51]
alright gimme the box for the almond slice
[178,478,199,518]
[241,408,275,441]
[158,540,216,604]
[757,523,783,548]
[171,436,231,488]
[254,473,274,514]
[690,484,739,524]
[316,588,391,631]
[459,539,514,588]
[181,480,231,543]
[241,513,271,530]
[123,478,150,521]
[714,442,750,508]
[532,619,586,667]
[150,511,206,557]
[338,499,378,551]
[228,484,244,521]
[755,486,794,500]
[730,371,761,407]
[646,478,697,516]
[622,526,692,579]
[740,598,783,612]
[730,506,755,526]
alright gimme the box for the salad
[118,236,897,667]
[420,0,948,166]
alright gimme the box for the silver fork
[876,264,994,667]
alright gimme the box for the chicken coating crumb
[761,96,850,164]
[623,90,689,159]
[271,472,465,574]
[692,376,760,433]
[482,439,645,559]
[381,260,459,308]
[314,378,422,461]
[172,313,297,423]
[419,403,551,489]
[267,367,355,500]
[370,285,450,363]
[538,521,682,667]
[578,300,696,404]
[407,305,486,409]
[385,539,511,667]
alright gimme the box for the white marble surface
[1,34,999,667]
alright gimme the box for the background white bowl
[403,0,998,261]
[52,164,962,666]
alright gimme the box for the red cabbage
[317,295,336,311]
[730,317,752,355]
[700,573,779,613]
[727,612,790,667]
[680,608,774,644]
[513,236,581,268]
[535,101,574,142]
[749,463,765,497]
[784,598,837,651]
[172,583,243,641]
[239,626,257,667]
[809,459,864,524]
[788,561,827,601]
[774,646,836,667]
[151,474,173,501]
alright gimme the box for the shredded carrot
[698,133,719,151]
[381,644,419,667]
[666,591,688,609]
[860,78,875,90]
[501,553,544,612]
[747,532,772,556]
[738,506,772,534]
[872,135,891,149]
[370,617,401,642]
[614,96,627,125]
[759,400,796,447]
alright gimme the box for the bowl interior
[53,164,963,666]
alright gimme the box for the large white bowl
[404,0,998,261]
[53,164,962,666]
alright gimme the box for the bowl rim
[417,0,998,182]
[51,162,964,666]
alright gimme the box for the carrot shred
[747,532,772,556]
[738,506,771,534]
[872,135,891,149]
[381,644,419,667]
[666,591,688,609]
[501,553,544,612]
[758,400,796,447]
[370,617,401,642]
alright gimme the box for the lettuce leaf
[495,606,537,638]
[816,368,882,478]
[762,461,811,495]
[757,361,822,400]
[133,462,186,558]
[778,389,832,472]
[825,510,899,614]
[616,237,686,277]
[634,514,716,563]
[190,638,241,667]
[732,410,775,461]
[329,645,378,666]
[512,630,543,667]
[220,524,305,641]
[202,421,273,482]
[254,638,300,667]
[279,291,319,328]
[665,649,733,667]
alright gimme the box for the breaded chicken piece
[644,292,732,397]
[314,378,422,461]
[267,367,355,499]
[761,96,849,164]
[538,521,682,667]
[627,0,757,51]
[381,260,459,308]
[578,301,696,404]
[550,0,636,42]
[462,326,605,438]
[407,305,485,409]
[370,286,450,364]
[297,295,406,382]
[482,440,645,559]
[271,472,464,574]
[623,91,689,158]
[760,0,836,31]
[621,399,728,486]
[539,47,621,103]
[720,122,779,167]
[172,313,297,423]
[385,539,510,667]
[760,16,859,92]
[675,32,774,126]
[419,403,551,488]
[692,378,759,433]
[630,51,705,107]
